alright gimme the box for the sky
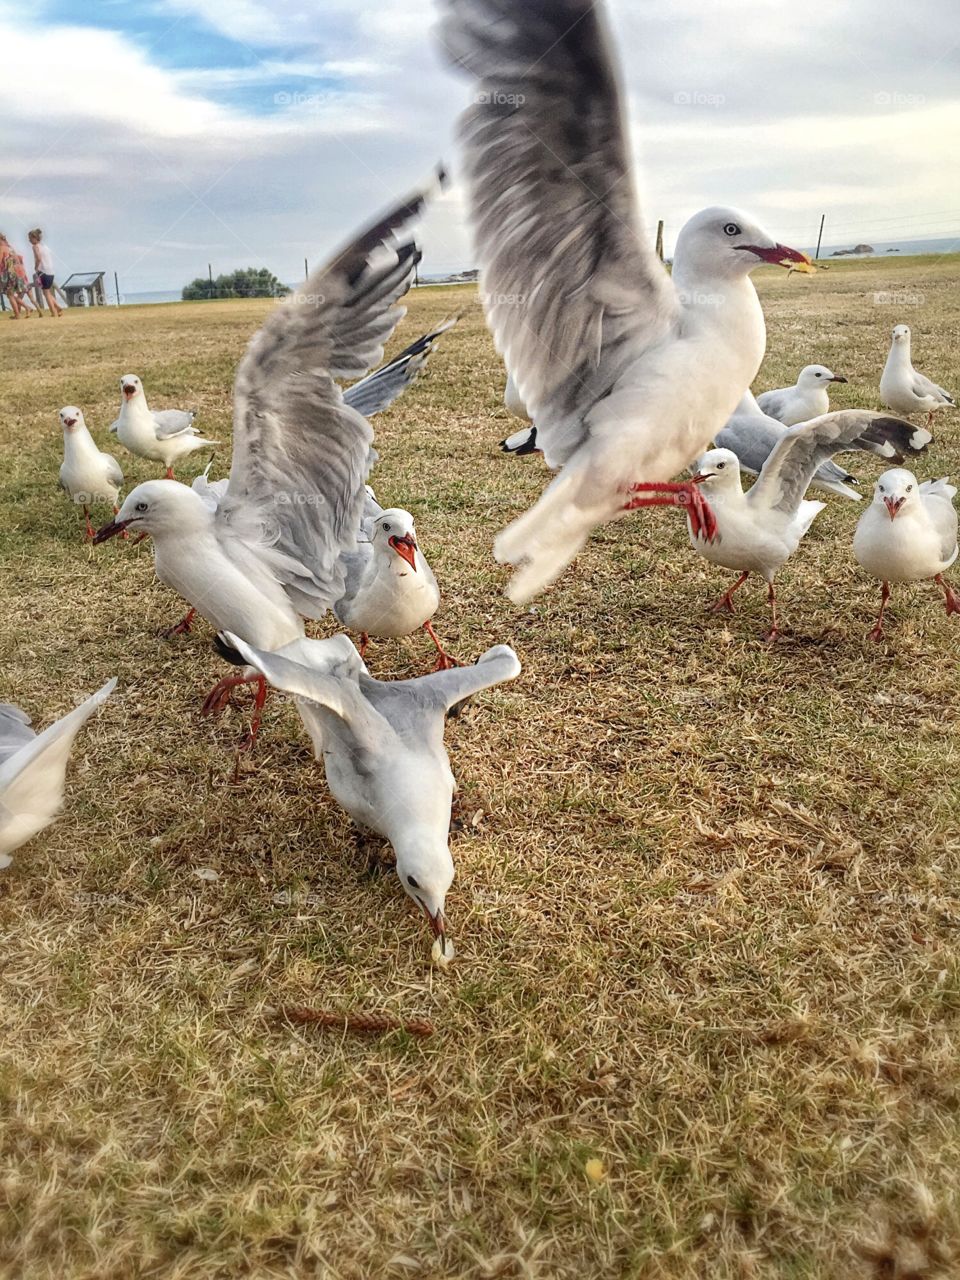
[1,0,958,293]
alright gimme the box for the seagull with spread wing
[439,0,815,604]
[94,178,444,748]
[688,411,919,639]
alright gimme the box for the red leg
[868,581,890,642]
[623,481,719,543]
[237,677,268,752]
[935,574,960,617]
[709,570,749,614]
[83,505,95,540]
[164,466,175,480]
[424,620,461,671]
[358,632,370,659]
[164,607,196,639]
[764,582,780,643]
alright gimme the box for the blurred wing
[749,412,917,515]
[342,316,459,418]
[221,181,436,616]
[0,704,35,768]
[152,409,197,437]
[439,0,678,465]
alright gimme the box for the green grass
[0,254,959,1278]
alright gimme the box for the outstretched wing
[439,0,678,466]
[342,316,459,419]
[219,180,437,618]
[384,644,522,717]
[748,412,917,515]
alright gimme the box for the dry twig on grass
[279,1005,435,1037]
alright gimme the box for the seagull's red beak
[423,904,445,942]
[737,243,815,273]
[389,533,418,571]
[93,517,132,544]
[123,385,136,399]
[884,496,905,520]
[689,472,711,484]
[63,417,77,428]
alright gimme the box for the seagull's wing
[912,371,954,404]
[715,410,787,476]
[748,412,917,515]
[152,409,197,437]
[342,316,459,419]
[386,644,522,717]
[0,679,116,858]
[219,181,435,619]
[0,704,36,768]
[755,389,789,422]
[101,452,124,487]
[191,466,230,513]
[108,415,120,435]
[439,0,679,466]
[920,481,959,564]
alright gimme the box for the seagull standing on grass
[756,365,848,426]
[95,177,449,750]
[58,407,124,539]
[853,469,959,641]
[879,325,955,425]
[0,679,116,864]
[439,0,816,604]
[223,632,521,953]
[110,375,217,478]
[689,410,919,639]
[716,390,932,501]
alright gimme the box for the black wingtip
[213,632,247,667]
[500,426,539,455]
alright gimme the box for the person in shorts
[28,229,62,317]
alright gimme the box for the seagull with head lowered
[58,407,124,539]
[439,0,816,604]
[95,177,446,750]
[853,468,959,641]
[688,410,919,639]
[110,374,217,478]
[756,365,848,426]
[0,679,116,865]
[880,324,955,426]
[223,631,521,955]
[716,390,932,501]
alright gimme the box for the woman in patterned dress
[0,233,39,318]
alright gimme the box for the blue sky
[1,0,957,292]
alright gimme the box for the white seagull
[853,468,959,641]
[716,390,932,501]
[0,678,116,864]
[95,178,443,749]
[223,631,521,952]
[756,365,848,426]
[439,0,815,603]
[110,375,217,478]
[880,324,955,425]
[689,410,919,639]
[58,407,125,539]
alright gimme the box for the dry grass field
[1,253,959,1279]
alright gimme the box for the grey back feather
[0,704,35,768]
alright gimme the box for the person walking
[28,229,62,317]
[0,233,38,318]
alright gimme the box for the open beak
[830,375,848,384]
[422,903,445,942]
[689,472,711,484]
[93,517,132,544]
[389,533,418,571]
[63,418,77,428]
[737,243,816,274]
[122,385,136,399]
[884,496,905,520]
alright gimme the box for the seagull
[439,0,815,604]
[716,390,933,501]
[94,177,443,750]
[689,410,919,639]
[756,365,848,426]
[340,315,459,419]
[880,324,955,425]
[223,630,521,952]
[335,499,457,669]
[853,468,959,641]
[58,407,124,539]
[0,678,116,864]
[110,375,218,478]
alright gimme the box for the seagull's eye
[717,461,726,469]
[383,523,391,533]
[407,875,420,889]
[723,222,741,236]
[815,372,822,378]
[906,484,913,492]
[135,501,148,513]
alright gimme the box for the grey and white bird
[853,468,959,641]
[499,372,540,456]
[110,374,217,478]
[222,631,521,952]
[94,178,442,749]
[440,0,815,603]
[689,410,919,639]
[879,324,955,425]
[716,390,932,501]
[756,365,848,426]
[58,406,124,539]
[0,678,116,864]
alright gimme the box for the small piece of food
[585,1158,606,1183]
[431,936,455,967]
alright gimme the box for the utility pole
[304,257,309,279]
[208,263,214,300]
[814,214,825,261]
[114,272,121,306]
[655,219,664,262]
